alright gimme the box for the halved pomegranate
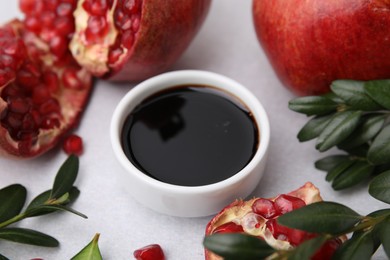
[69,0,212,81]
[0,20,92,158]
[204,182,345,260]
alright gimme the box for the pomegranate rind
[0,20,92,158]
[70,0,212,81]
[204,182,329,260]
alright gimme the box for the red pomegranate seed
[6,113,23,129]
[265,219,291,241]
[49,35,68,58]
[108,47,124,64]
[56,2,73,17]
[55,17,75,37]
[0,55,15,67]
[41,12,56,28]
[39,98,60,115]
[252,198,280,219]
[62,68,83,89]
[90,0,109,16]
[312,238,342,260]
[274,195,306,214]
[134,244,165,260]
[19,0,36,14]
[9,98,31,114]
[121,30,134,49]
[25,16,41,33]
[32,86,51,105]
[85,15,109,43]
[213,222,244,234]
[22,114,36,130]
[42,72,59,93]
[62,134,83,155]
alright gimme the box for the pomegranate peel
[0,20,92,158]
[204,182,344,260]
[70,0,212,81]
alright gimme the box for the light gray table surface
[0,1,387,259]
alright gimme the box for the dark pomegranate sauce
[121,85,259,186]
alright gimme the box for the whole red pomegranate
[252,0,390,96]
[69,0,212,81]
[0,19,92,158]
[204,182,345,260]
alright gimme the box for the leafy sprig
[0,155,87,257]
[288,79,390,190]
[203,171,390,259]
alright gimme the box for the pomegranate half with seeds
[205,182,345,260]
[70,0,212,81]
[0,20,92,158]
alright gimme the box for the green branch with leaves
[203,170,390,259]
[0,155,87,260]
[289,79,390,190]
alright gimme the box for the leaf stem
[0,213,26,229]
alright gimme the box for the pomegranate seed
[25,16,41,33]
[108,47,124,64]
[131,15,141,31]
[89,0,109,16]
[62,68,83,89]
[122,30,135,49]
[213,222,244,234]
[0,55,15,68]
[39,98,60,115]
[43,71,59,92]
[252,198,279,219]
[19,0,36,14]
[22,114,36,130]
[63,134,83,155]
[56,2,73,16]
[287,228,308,246]
[85,15,108,43]
[266,219,290,240]
[6,113,23,129]
[32,86,51,104]
[312,238,342,260]
[41,12,56,28]
[30,109,42,126]
[16,70,40,90]
[55,17,75,36]
[9,98,31,114]
[123,0,141,15]
[50,35,68,58]
[133,244,165,260]
[274,195,306,214]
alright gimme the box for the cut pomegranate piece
[69,0,212,81]
[0,20,92,158]
[62,134,83,156]
[204,182,346,260]
[133,244,165,260]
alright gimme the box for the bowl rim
[110,70,270,195]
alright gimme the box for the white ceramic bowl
[110,70,270,217]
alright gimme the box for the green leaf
[315,155,350,171]
[203,233,275,260]
[297,115,333,142]
[367,124,390,165]
[0,227,58,247]
[369,170,390,204]
[338,114,386,150]
[365,80,390,110]
[26,187,80,217]
[50,155,79,199]
[378,220,390,258]
[331,80,381,110]
[325,159,355,182]
[39,205,87,219]
[333,231,374,260]
[316,111,362,152]
[0,184,26,223]
[71,233,103,260]
[332,161,374,190]
[287,235,328,260]
[0,254,10,260]
[288,96,338,116]
[277,201,362,235]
